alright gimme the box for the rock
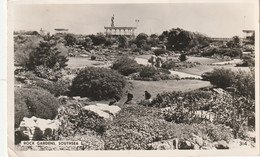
[214,140,229,149]
[179,141,194,149]
[95,103,121,116]
[72,96,90,102]
[18,116,60,141]
[82,103,121,120]
[192,134,204,147]
[148,139,174,150]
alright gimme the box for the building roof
[242,30,254,33]
[54,29,69,31]
[104,26,136,29]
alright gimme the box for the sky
[11,2,257,38]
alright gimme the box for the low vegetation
[15,87,60,128]
[70,67,127,100]
[14,28,255,150]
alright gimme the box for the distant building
[39,28,49,36]
[210,37,232,42]
[54,28,69,34]
[242,30,254,39]
[104,15,137,36]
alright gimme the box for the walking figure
[145,91,152,100]
[125,93,134,104]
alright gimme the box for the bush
[139,66,157,78]
[233,69,255,99]
[91,55,97,60]
[151,88,254,138]
[205,68,255,98]
[57,104,107,136]
[237,55,255,67]
[27,35,68,71]
[111,56,142,76]
[151,90,212,108]
[179,54,187,62]
[162,60,176,70]
[154,49,167,56]
[70,67,127,100]
[15,87,60,128]
[206,68,236,88]
[103,104,233,150]
[34,78,71,97]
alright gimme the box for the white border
[6,0,260,157]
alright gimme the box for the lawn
[67,57,107,68]
[127,79,211,102]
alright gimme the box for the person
[109,94,120,106]
[145,91,151,100]
[125,93,134,104]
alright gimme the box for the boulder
[82,103,121,120]
[148,139,178,150]
[214,140,229,149]
[18,116,60,141]
[179,141,194,149]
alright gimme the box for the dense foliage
[203,68,255,98]
[15,87,60,128]
[70,67,127,100]
[150,89,255,138]
[154,49,168,56]
[111,56,142,76]
[56,103,107,136]
[103,104,233,150]
[27,35,68,71]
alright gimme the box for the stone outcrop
[16,116,60,142]
[82,103,121,120]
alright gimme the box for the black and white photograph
[8,0,259,156]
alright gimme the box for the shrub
[142,44,151,51]
[70,67,127,100]
[154,49,167,56]
[57,104,107,136]
[34,65,63,81]
[233,69,255,99]
[206,68,236,88]
[34,78,71,97]
[162,60,176,70]
[27,35,68,71]
[15,91,30,128]
[111,56,142,76]
[237,55,255,67]
[91,55,97,60]
[151,88,254,138]
[151,90,212,108]
[139,66,157,78]
[179,54,187,62]
[15,87,60,128]
[103,104,233,150]
[205,68,255,98]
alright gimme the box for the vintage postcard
[7,0,259,156]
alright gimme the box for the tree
[135,33,148,48]
[148,34,159,47]
[27,35,68,71]
[166,28,195,51]
[89,33,106,45]
[64,34,77,46]
[159,31,169,41]
[226,36,241,48]
[118,36,128,48]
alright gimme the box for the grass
[127,80,211,102]
[67,57,106,68]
